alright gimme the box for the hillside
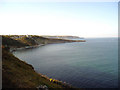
[2,49,73,89]
[42,35,83,39]
[2,36,29,48]
[2,35,85,89]
[3,35,85,46]
[31,35,85,44]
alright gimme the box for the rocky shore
[10,44,45,52]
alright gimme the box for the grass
[2,49,75,89]
[2,36,29,48]
[2,49,66,88]
[2,35,83,89]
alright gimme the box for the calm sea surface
[13,38,118,88]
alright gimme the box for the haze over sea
[13,38,118,88]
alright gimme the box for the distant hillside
[16,36,38,46]
[2,36,29,48]
[31,35,85,44]
[42,35,84,40]
[3,35,85,48]
[42,35,80,38]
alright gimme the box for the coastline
[2,35,85,88]
[10,39,85,52]
[38,73,72,88]
[10,44,45,52]
[10,44,73,88]
[2,48,74,89]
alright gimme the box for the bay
[13,38,118,88]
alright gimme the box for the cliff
[2,35,85,89]
[2,49,72,89]
[3,35,85,47]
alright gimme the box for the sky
[0,0,118,37]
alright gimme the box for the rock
[37,85,48,90]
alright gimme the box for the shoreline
[10,43,73,88]
[38,73,72,88]
[8,38,86,88]
[10,44,45,52]
[10,39,86,52]
[2,35,85,88]
[2,49,73,88]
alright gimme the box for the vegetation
[2,48,73,89]
[31,35,86,44]
[3,35,85,47]
[2,35,80,89]
[2,35,85,89]
[2,36,29,48]
[16,36,38,46]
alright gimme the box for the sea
[13,38,118,88]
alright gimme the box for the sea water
[13,38,118,88]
